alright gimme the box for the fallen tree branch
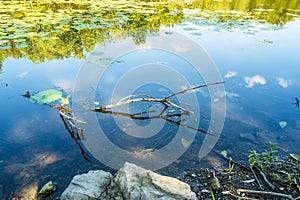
[59,112,92,163]
[163,81,225,100]
[250,166,263,190]
[59,110,87,125]
[94,98,190,113]
[237,189,294,200]
[253,166,276,190]
[222,191,259,200]
[93,81,225,113]
[91,81,225,136]
[99,108,211,135]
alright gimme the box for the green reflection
[0,0,299,63]
[186,0,300,25]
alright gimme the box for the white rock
[61,162,197,200]
[61,170,112,200]
[113,162,197,200]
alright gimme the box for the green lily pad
[30,89,63,104]
[168,109,175,113]
[221,150,228,157]
[181,138,191,148]
[278,121,287,129]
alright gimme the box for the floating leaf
[93,101,100,106]
[89,57,113,67]
[183,27,197,31]
[221,150,227,157]
[168,109,175,113]
[259,39,273,43]
[190,32,202,36]
[90,51,104,56]
[60,96,70,106]
[278,121,287,129]
[30,89,62,104]
[113,59,124,64]
[165,31,173,35]
[181,138,191,148]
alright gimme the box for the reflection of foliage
[181,0,300,34]
[0,0,299,63]
[187,0,300,25]
[0,0,183,63]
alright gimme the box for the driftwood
[59,111,92,163]
[94,81,225,114]
[92,81,225,135]
[48,105,91,163]
[42,82,225,162]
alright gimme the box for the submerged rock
[61,162,197,200]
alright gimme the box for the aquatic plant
[248,141,280,171]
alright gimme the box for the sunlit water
[0,0,300,199]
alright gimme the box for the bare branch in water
[163,81,225,100]
[43,82,224,162]
[59,111,92,163]
[93,81,225,115]
[91,81,225,134]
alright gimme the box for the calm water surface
[0,0,300,198]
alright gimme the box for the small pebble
[201,189,210,193]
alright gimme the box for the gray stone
[61,162,197,200]
[61,170,112,200]
[112,162,197,200]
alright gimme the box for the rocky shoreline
[60,158,300,200]
[61,162,197,200]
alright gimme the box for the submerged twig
[59,111,91,163]
[237,189,293,200]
